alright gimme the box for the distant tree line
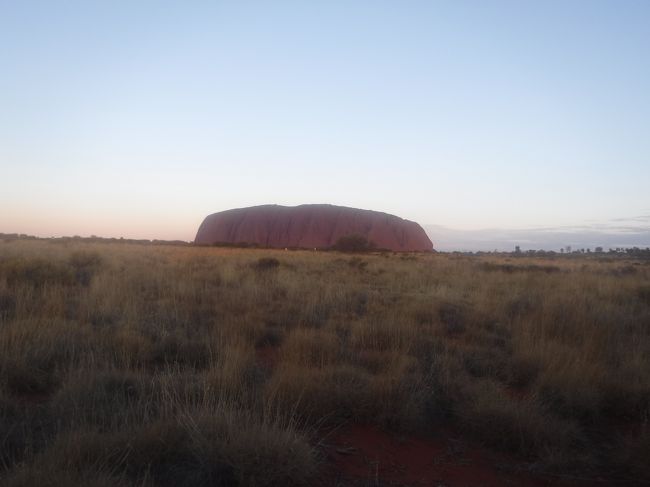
[0,233,189,246]
[452,246,650,259]
[511,246,650,259]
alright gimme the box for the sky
[1,1,649,242]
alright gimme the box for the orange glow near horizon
[0,208,200,241]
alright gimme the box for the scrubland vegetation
[0,240,649,486]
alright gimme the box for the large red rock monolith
[194,204,433,251]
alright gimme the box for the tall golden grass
[0,240,648,485]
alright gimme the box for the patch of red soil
[503,384,530,401]
[320,424,597,487]
[11,391,51,406]
[255,344,280,370]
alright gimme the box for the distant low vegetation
[331,234,377,252]
[0,233,189,246]
[0,240,648,485]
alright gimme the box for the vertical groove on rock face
[194,204,433,251]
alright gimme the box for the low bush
[68,250,103,286]
[456,379,583,459]
[332,234,376,252]
[0,289,16,320]
[252,257,280,272]
[1,258,75,288]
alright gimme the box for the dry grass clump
[6,406,316,487]
[0,241,649,484]
[459,379,584,456]
[280,328,340,367]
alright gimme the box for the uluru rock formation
[195,204,433,251]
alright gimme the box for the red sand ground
[318,424,606,487]
[255,344,280,370]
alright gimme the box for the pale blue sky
[1,1,649,240]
